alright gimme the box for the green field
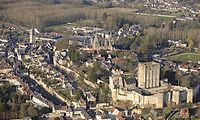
[169,53,200,62]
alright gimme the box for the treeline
[140,27,200,52]
[0,0,169,31]
[115,23,200,54]
[0,0,87,30]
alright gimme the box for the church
[91,33,113,51]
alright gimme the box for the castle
[109,62,194,108]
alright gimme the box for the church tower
[108,32,113,51]
[29,28,35,43]
[92,34,100,51]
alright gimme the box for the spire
[108,32,113,51]
[29,28,34,43]
[93,34,99,50]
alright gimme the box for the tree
[80,52,90,62]
[55,38,69,50]
[69,47,80,62]
[130,42,137,51]
[40,107,52,114]
[195,107,200,117]
[20,103,30,118]
[54,117,60,120]
[88,67,97,83]
[99,50,108,58]
[198,42,200,51]
[75,89,83,101]
[188,37,193,51]
[0,103,6,112]
[102,12,108,21]
[123,24,130,30]
[27,105,38,118]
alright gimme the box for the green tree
[27,105,38,118]
[123,24,130,30]
[188,37,193,51]
[75,89,83,101]
[0,103,5,112]
[40,107,52,114]
[198,42,200,51]
[88,67,97,83]
[69,47,80,62]
[20,103,30,118]
[102,12,108,21]
[99,50,108,58]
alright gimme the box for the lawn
[168,53,200,62]
[44,23,71,31]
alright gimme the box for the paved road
[165,109,179,120]
[134,12,176,18]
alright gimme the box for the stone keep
[138,62,160,89]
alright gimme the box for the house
[96,109,116,120]
[31,96,49,107]
[78,97,87,109]
[178,64,189,72]
[190,67,199,73]
[85,92,96,103]
[97,30,112,39]
[168,40,187,48]
[81,110,93,120]
[129,24,141,35]
[85,60,95,67]
[180,108,189,119]
[0,60,12,74]
[66,107,73,117]
[16,69,28,77]
[0,49,6,57]
[110,106,126,120]
[124,78,137,90]
[53,105,68,113]
[73,107,93,120]
[111,57,121,64]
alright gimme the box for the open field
[168,53,200,62]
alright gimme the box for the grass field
[169,53,200,62]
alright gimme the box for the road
[165,109,179,120]
[134,12,176,18]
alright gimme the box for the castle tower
[138,62,160,89]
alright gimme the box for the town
[1,0,200,120]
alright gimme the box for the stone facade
[138,62,160,89]
[109,62,194,108]
[91,34,113,51]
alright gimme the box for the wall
[55,63,97,88]
[32,96,49,107]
